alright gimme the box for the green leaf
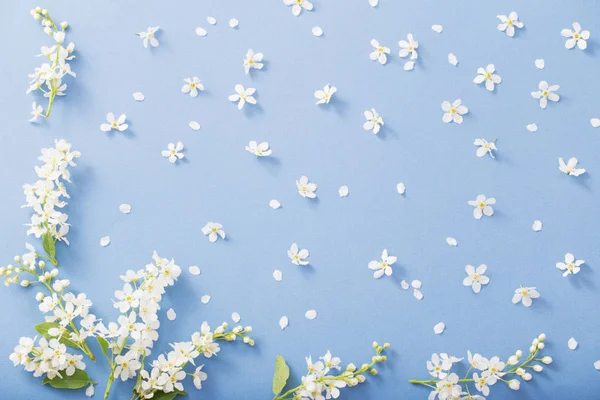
[150,390,188,400]
[272,355,290,395]
[42,231,57,265]
[42,369,90,389]
[96,336,110,360]
[34,322,81,350]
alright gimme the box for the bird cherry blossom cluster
[23,139,80,265]
[133,321,255,399]
[272,342,389,400]
[28,7,75,121]
[410,334,552,400]
[97,251,181,398]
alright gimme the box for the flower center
[507,20,513,26]
[574,33,580,39]
[473,273,480,280]
[542,90,548,97]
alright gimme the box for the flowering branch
[28,7,76,121]
[132,321,255,400]
[272,342,389,400]
[410,334,552,399]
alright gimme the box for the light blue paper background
[1,0,600,399]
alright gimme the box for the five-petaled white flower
[473,64,502,91]
[368,249,397,279]
[193,365,208,389]
[398,34,419,60]
[474,139,497,158]
[288,243,309,265]
[369,39,390,65]
[512,286,540,307]
[556,253,585,277]
[441,99,468,124]
[245,141,272,157]
[497,12,523,37]
[181,77,205,98]
[29,102,44,122]
[473,371,494,396]
[558,157,586,176]
[468,195,496,219]
[243,49,264,74]
[463,264,490,293]
[296,175,317,198]
[202,222,226,243]
[100,113,128,132]
[363,109,384,134]
[561,22,590,50]
[228,84,257,110]
[136,26,160,48]
[315,84,337,105]
[283,0,313,16]
[161,142,185,163]
[531,81,560,109]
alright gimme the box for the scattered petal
[532,220,542,232]
[85,384,95,397]
[594,360,600,370]
[269,199,281,209]
[446,237,457,246]
[188,265,201,276]
[433,322,445,335]
[207,16,217,25]
[231,312,241,323]
[100,236,110,247]
[432,25,443,33]
[312,26,323,37]
[279,316,289,330]
[400,280,409,290]
[411,280,422,289]
[273,269,283,281]
[229,18,239,28]
[535,59,545,69]
[189,121,201,131]
[166,308,176,321]
[397,183,406,195]
[133,92,145,101]
[413,289,424,300]
[119,204,131,214]
[201,295,211,304]
[195,27,207,37]
[403,61,415,71]
[369,0,379,7]
[591,118,600,128]
[527,123,538,132]
[305,309,317,320]
[448,53,458,66]
[339,185,349,197]
[568,337,578,350]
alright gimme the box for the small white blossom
[136,26,160,48]
[463,264,490,293]
[474,138,497,158]
[398,34,418,60]
[531,81,560,109]
[561,22,590,50]
[368,249,397,279]
[556,253,585,277]
[288,243,310,266]
[473,64,502,91]
[441,99,468,124]
[369,39,390,65]
[296,176,317,198]
[181,77,204,98]
[29,102,44,122]
[228,84,257,110]
[283,0,313,16]
[100,113,128,132]
[363,108,384,134]
[512,286,540,307]
[315,84,337,105]
[497,12,523,37]
[558,157,585,176]
[243,49,264,74]
[468,195,496,219]
[201,222,225,243]
[161,142,185,163]
[245,141,272,157]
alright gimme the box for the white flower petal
[100,236,111,247]
[532,220,542,232]
[591,118,600,128]
[279,316,289,330]
[411,280,422,289]
[195,27,207,36]
[568,337,578,350]
[207,16,217,25]
[448,53,458,66]
[413,289,424,300]
[433,322,445,335]
[200,295,211,304]
[403,61,415,71]
[397,182,406,195]
[594,360,600,370]
[305,309,317,320]
[166,308,176,321]
[189,121,201,131]
[273,269,283,281]
[535,59,545,69]
[446,237,457,246]
[369,0,379,7]
[231,312,241,323]
[401,280,409,290]
[269,199,281,209]
[312,26,323,37]
[339,185,349,197]
[119,204,131,214]
[132,92,145,101]
[188,265,201,276]
[432,25,443,33]
[229,18,239,28]
[526,123,538,132]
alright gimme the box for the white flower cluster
[134,321,254,399]
[23,140,80,250]
[412,334,552,400]
[28,7,76,121]
[97,251,181,396]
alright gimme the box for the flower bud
[14,256,21,262]
[248,339,255,346]
[346,363,356,372]
[356,375,365,383]
[20,280,30,287]
[532,338,539,346]
[0,267,5,275]
[516,368,525,376]
[35,292,44,301]
[39,260,45,268]
[372,341,379,349]
[516,350,522,358]
[383,343,390,349]
[537,342,545,350]
[244,326,252,332]
[243,336,250,343]
[44,26,52,35]
[60,21,68,30]
[370,368,378,375]
[541,356,553,364]
[538,333,546,341]
[529,345,536,353]
[50,268,58,277]
[508,379,520,390]
[523,372,532,381]
[507,355,517,366]
[41,9,48,15]
[532,364,543,372]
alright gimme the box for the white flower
[201,222,225,243]
[296,176,317,198]
[427,353,453,379]
[193,365,208,389]
[556,253,585,277]
[245,141,272,156]
[531,81,560,109]
[29,102,44,122]
[228,84,257,110]
[181,77,204,98]
[283,0,313,17]
[321,351,341,371]
[100,113,128,132]
[473,64,502,91]
[243,49,264,74]
[363,109,384,134]
[315,84,337,105]
[474,138,497,158]
[398,34,418,60]
[161,142,185,163]
[468,195,496,219]
[558,157,585,176]
[288,243,309,266]
[368,249,397,279]
[136,26,160,48]
[497,12,523,37]
[561,22,590,50]
[441,99,468,124]
[473,371,494,396]
[512,286,540,307]
[369,39,390,65]
[463,264,490,293]
[114,353,141,381]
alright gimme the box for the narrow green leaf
[42,369,90,389]
[34,322,81,350]
[42,231,57,264]
[272,355,290,395]
[96,336,110,360]
[150,390,188,400]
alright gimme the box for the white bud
[533,364,543,372]
[532,338,539,346]
[529,345,536,353]
[537,342,545,350]
[50,268,58,277]
[43,26,52,35]
[516,368,525,376]
[508,379,520,390]
[14,256,21,262]
[516,350,523,358]
[35,292,45,301]
[20,280,30,287]
[507,355,518,366]
[541,356,553,364]
[523,372,532,381]
[243,336,250,343]
[538,333,546,341]
[41,9,48,15]
[39,260,45,268]
[244,326,252,332]
[60,21,68,29]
